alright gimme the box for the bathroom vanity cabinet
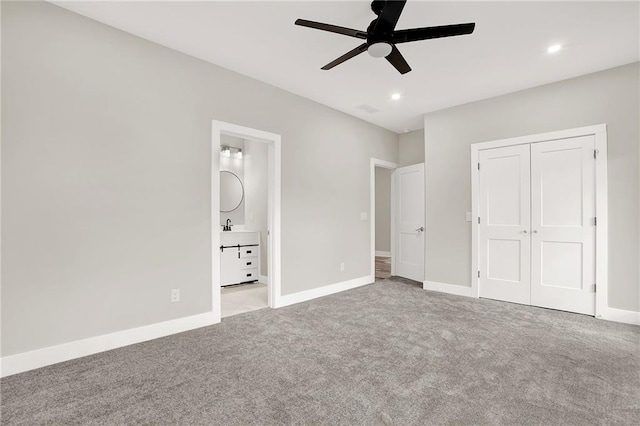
[220,231,260,286]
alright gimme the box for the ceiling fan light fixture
[547,44,562,54]
[368,42,392,58]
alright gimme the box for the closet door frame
[470,124,608,318]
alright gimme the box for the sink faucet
[223,219,232,232]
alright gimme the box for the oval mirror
[220,171,244,213]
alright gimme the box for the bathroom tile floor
[221,282,268,318]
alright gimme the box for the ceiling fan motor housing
[366,18,393,58]
[367,19,392,43]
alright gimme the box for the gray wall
[1,1,398,356]
[423,62,639,312]
[243,139,269,277]
[375,167,392,253]
[399,130,425,167]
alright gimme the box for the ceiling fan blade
[385,45,411,74]
[295,19,367,39]
[321,43,368,70]
[373,0,407,34]
[393,23,476,44]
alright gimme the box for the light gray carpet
[2,278,639,425]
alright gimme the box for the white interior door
[395,163,425,281]
[478,145,531,305]
[530,136,596,315]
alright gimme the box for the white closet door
[478,145,531,305]
[395,163,425,282]
[530,136,596,315]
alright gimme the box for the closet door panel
[478,145,531,305]
[530,136,596,315]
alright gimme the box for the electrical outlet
[340,262,345,272]
[360,212,368,221]
[171,288,180,303]
[466,212,473,222]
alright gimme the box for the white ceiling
[53,1,639,134]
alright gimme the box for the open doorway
[375,167,393,279]
[218,135,268,317]
[370,159,398,281]
[212,121,281,322]
[370,158,426,284]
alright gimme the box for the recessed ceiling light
[391,93,401,100]
[547,44,562,54]
[403,129,411,133]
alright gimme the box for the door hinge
[477,162,480,170]
[477,271,480,278]
[593,149,599,159]
[478,217,481,224]
[594,217,597,226]
[592,284,597,293]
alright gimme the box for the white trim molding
[593,130,609,319]
[470,124,612,320]
[600,307,640,326]
[375,251,391,257]
[471,124,607,152]
[1,312,216,378]
[423,281,474,298]
[278,275,373,308]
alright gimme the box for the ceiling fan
[295,0,475,75]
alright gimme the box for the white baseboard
[599,307,640,326]
[422,280,473,297]
[278,275,373,308]
[259,275,268,285]
[375,251,391,257]
[1,311,218,378]
[422,281,639,326]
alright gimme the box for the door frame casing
[212,120,282,322]
[370,158,398,280]
[470,124,608,317]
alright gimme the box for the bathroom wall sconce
[221,145,242,159]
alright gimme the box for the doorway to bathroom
[212,121,281,322]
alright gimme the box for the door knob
[416,227,425,232]
[523,230,528,233]
[532,230,538,233]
